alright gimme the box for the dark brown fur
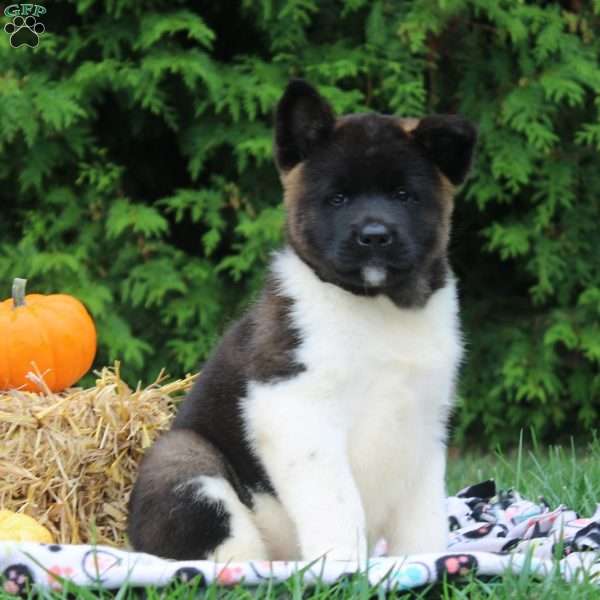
[246,277,305,383]
[127,430,233,559]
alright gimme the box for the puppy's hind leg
[128,429,268,561]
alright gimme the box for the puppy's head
[274,79,477,307]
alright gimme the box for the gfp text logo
[4,4,47,48]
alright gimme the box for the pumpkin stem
[12,278,27,308]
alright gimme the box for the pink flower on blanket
[47,565,75,589]
[570,518,592,528]
[217,566,244,585]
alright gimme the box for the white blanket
[2,481,599,593]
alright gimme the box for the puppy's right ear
[411,115,478,185]
[274,79,335,173]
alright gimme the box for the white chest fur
[243,248,463,559]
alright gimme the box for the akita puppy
[128,80,477,562]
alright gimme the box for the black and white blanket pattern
[1,481,599,594]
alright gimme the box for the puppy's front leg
[386,447,448,555]
[247,393,367,561]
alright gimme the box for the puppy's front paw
[388,518,448,555]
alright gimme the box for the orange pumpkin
[0,278,97,392]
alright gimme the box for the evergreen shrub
[1,0,599,445]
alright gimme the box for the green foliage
[0,0,599,446]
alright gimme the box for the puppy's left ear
[274,79,335,173]
[412,115,478,185]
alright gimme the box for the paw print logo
[172,567,206,587]
[2,564,34,595]
[434,553,478,580]
[4,15,45,48]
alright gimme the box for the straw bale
[0,363,195,546]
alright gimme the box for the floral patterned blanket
[2,481,599,594]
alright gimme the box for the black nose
[357,223,393,247]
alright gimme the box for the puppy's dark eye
[329,193,348,207]
[393,189,411,202]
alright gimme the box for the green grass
[447,434,600,516]
[2,436,599,599]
